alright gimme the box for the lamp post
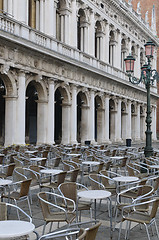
[124,40,159,157]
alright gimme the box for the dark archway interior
[55,89,62,144]
[0,78,5,145]
[95,98,97,141]
[26,83,38,144]
[77,94,82,143]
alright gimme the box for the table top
[40,169,63,175]
[82,161,100,166]
[149,165,159,169]
[66,153,81,157]
[0,220,35,238]
[0,179,12,186]
[25,150,37,154]
[0,154,4,157]
[30,157,46,161]
[110,156,125,160]
[113,176,139,183]
[78,190,111,200]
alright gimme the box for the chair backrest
[41,158,47,167]
[105,161,111,170]
[150,197,159,219]
[62,160,74,171]
[89,174,102,190]
[78,228,87,240]
[85,222,101,240]
[0,202,7,220]
[57,171,67,186]
[127,163,135,176]
[38,192,51,219]
[14,167,27,181]
[19,178,32,198]
[59,182,77,203]
[97,162,104,173]
[6,163,15,177]
[70,168,80,182]
[99,170,110,187]
[53,157,61,168]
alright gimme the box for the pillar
[45,0,54,36]
[4,96,17,146]
[29,0,36,28]
[115,98,121,142]
[62,104,71,144]
[46,80,55,144]
[103,95,110,143]
[8,0,12,16]
[104,22,109,64]
[69,0,77,47]
[15,71,26,145]
[126,100,131,139]
[70,85,77,144]
[135,103,140,141]
[36,0,40,30]
[37,100,47,144]
[81,105,89,143]
[88,90,95,143]
[40,0,44,32]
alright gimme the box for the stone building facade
[0,0,158,146]
[129,0,159,138]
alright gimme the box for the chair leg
[42,222,46,235]
[49,222,53,232]
[145,224,151,240]
[154,220,159,238]
[27,196,32,217]
[14,200,20,220]
[118,221,123,240]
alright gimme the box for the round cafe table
[0,220,35,239]
[77,189,112,239]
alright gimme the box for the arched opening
[54,88,62,144]
[26,82,38,144]
[77,94,82,143]
[0,78,5,145]
[95,21,102,59]
[109,31,115,66]
[121,38,126,71]
[77,9,86,51]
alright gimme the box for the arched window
[109,31,115,66]
[95,21,102,59]
[121,39,126,71]
[77,9,86,52]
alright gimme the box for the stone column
[4,96,17,146]
[116,30,121,69]
[36,0,40,30]
[103,95,110,143]
[81,105,89,143]
[104,22,109,64]
[126,100,131,139]
[88,90,95,144]
[70,85,77,144]
[17,0,28,24]
[45,0,54,36]
[15,71,26,145]
[97,108,104,143]
[115,98,121,142]
[40,0,44,32]
[29,0,36,28]
[135,103,140,141]
[61,103,71,144]
[152,106,157,140]
[0,0,3,11]
[8,0,13,16]
[69,0,77,47]
[37,100,47,145]
[88,12,95,56]
[46,79,55,144]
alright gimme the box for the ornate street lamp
[124,40,159,157]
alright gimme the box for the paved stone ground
[5,141,159,239]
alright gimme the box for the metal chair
[37,191,76,235]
